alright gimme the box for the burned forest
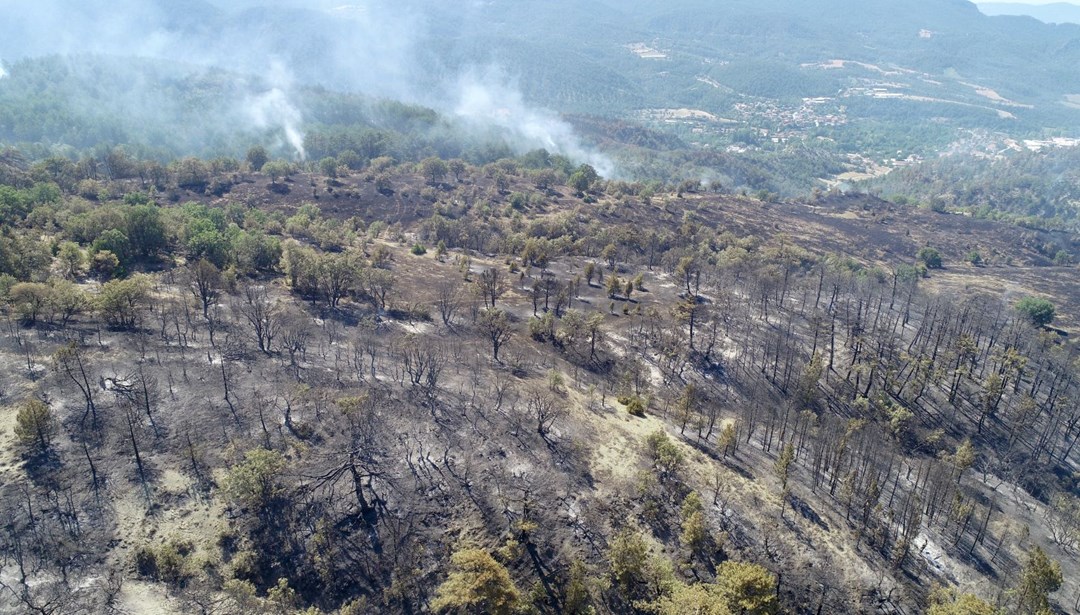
[0,153,1077,614]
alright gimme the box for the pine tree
[431,549,520,614]
[1015,546,1062,614]
[14,398,55,454]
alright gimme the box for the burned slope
[0,159,1078,614]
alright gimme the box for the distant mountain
[3,0,1080,164]
[4,0,1080,117]
[976,2,1080,24]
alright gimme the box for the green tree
[224,448,287,512]
[584,262,596,286]
[680,492,709,554]
[774,442,795,517]
[234,231,282,273]
[1015,546,1062,615]
[719,422,740,461]
[605,273,622,299]
[8,282,51,324]
[266,577,299,614]
[48,278,88,326]
[1015,296,1055,327]
[569,164,598,193]
[91,250,121,279]
[91,228,132,269]
[246,146,269,172]
[57,241,85,278]
[712,561,778,614]
[600,243,617,270]
[261,160,290,185]
[562,560,594,614]
[14,398,56,454]
[927,587,999,615]
[338,149,362,171]
[645,430,684,482]
[608,528,650,596]
[420,157,449,186]
[187,229,231,269]
[318,156,339,178]
[650,561,777,615]
[96,275,150,329]
[126,204,167,260]
[173,157,211,191]
[952,439,975,482]
[916,246,943,269]
[448,158,467,182]
[431,548,520,614]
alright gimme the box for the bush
[619,395,647,417]
[410,242,427,256]
[96,275,150,329]
[916,247,943,269]
[134,540,193,585]
[14,399,55,453]
[246,146,269,172]
[1015,296,1055,327]
[645,430,684,480]
[91,250,121,279]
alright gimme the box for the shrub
[619,395,647,417]
[14,399,55,454]
[916,247,943,269]
[134,540,194,585]
[1015,296,1055,327]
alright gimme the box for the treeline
[0,56,575,168]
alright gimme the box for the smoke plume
[246,62,306,160]
[453,70,616,177]
[0,0,615,174]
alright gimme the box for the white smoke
[0,1,617,173]
[246,62,306,160]
[453,70,616,177]
[0,61,6,79]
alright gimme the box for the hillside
[2,2,1080,613]
[0,152,1078,614]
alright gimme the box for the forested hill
[3,0,1080,204]
[4,0,1080,131]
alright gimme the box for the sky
[976,0,1078,4]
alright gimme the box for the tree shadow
[789,494,829,531]
[21,449,65,487]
